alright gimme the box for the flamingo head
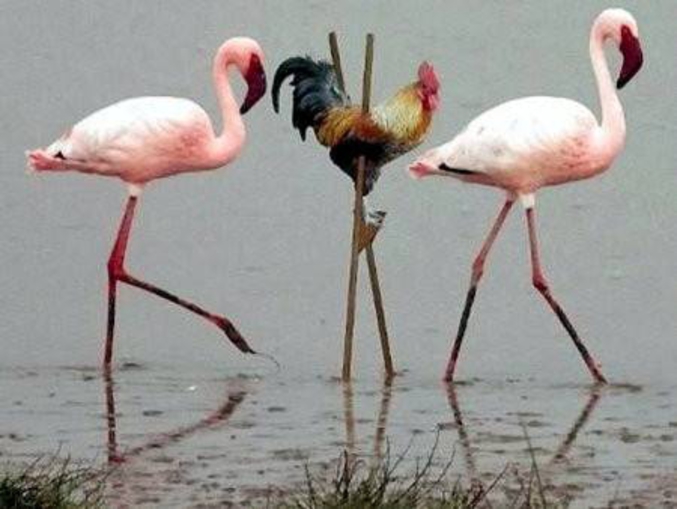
[416,62,440,112]
[596,9,643,89]
[617,23,643,89]
[222,37,267,114]
[241,53,267,114]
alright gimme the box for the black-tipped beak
[617,27,643,89]
[240,54,267,114]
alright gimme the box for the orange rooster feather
[272,56,440,195]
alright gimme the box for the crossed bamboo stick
[328,33,394,382]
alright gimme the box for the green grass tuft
[269,439,491,509]
[268,437,567,509]
[0,456,104,509]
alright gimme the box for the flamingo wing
[412,97,598,189]
[32,97,214,182]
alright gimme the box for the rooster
[272,56,440,219]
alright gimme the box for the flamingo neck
[590,25,625,156]
[209,43,246,167]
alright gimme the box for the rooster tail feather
[272,56,349,141]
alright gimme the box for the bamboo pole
[359,34,392,376]
[366,245,393,375]
[335,33,367,381]
[361,34,374,112]
[340,32,370,381]
[330,33,394,381]
[329,32,346,95]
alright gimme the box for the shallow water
[2,365,676,506]
[2,1,677,507]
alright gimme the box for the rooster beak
[617,27,643,89]
[241,55,267,114]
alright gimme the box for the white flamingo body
[425,96,607,193]
[28,37,267,194]
[410,8,644,203]
[44,97,224,184]
[26,37,268,366]
[409,9,644,383]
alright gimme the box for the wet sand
[2,364,676,506]
[2,1,677,507]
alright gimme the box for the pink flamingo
[27,37,267,367]
[409,9,643,383]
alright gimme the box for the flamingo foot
[212,316,256,354]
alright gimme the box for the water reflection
[445,383,605,484]
[373,378,393,462]
[341,378,394,463]
[549,384,603,464]
[342,382,356,461]
[102,368,248,464]
[4,363,670,506]
[445,384,477,479]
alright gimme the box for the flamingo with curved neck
[590,13,641,167]
[26,36,267,368]
[208,38,266,167]
[409,9,643,384]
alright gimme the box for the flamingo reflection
[103,369,247,464]
[444,383,604,480]
[445,384,478,479]
[549,385,603,464]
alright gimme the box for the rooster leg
[363,198,386,227]
[358,198,386,253]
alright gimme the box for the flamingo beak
[240,54,267,114]
[617,27,643,89]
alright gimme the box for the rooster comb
[418,62,439,92]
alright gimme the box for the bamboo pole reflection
[373,378,393,462]
[341,378,394,463]
[342,382,356,461]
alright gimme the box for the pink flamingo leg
[444,199,514,382]
[104,196,137,366]
[103,369,122,464]
[103,196,254,367]
[525,207,607,383]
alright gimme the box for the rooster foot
[358,210,386,253]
